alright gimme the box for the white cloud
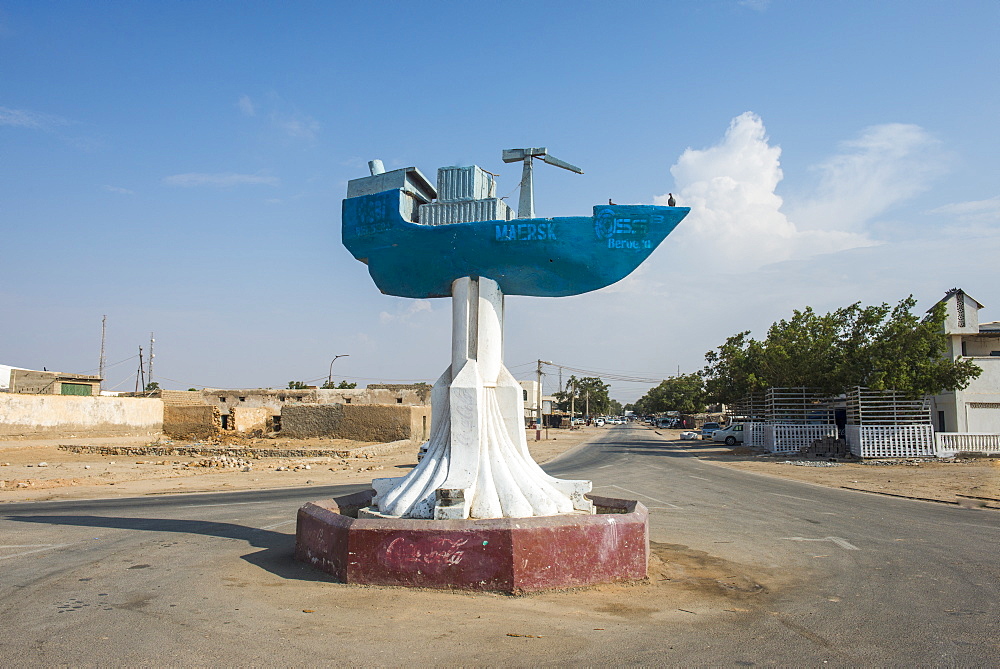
[379,300,433,325]
[237,95,256,116]
[739,0,771,10]
[103,185,135,195]
[927,196,1000,232]
[0,105,69,129]
[657,112,876,269]
[162,172,280,188]
[786,123,944,234]
[273,113,320,140]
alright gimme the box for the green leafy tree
[287,381,309,389]
[552,375,613,415]
[634,374,707,415]
[321,380,358,389]
[144,381,160,392]
[702,296,982,403]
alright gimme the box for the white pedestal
[372,276,594,519]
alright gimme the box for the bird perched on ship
[608,198,617,205]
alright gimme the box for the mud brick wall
[164,405,221,439]
[281,404,431,442]
[230,407,272,433]
[159,390,206,406]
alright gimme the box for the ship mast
[501,148,583,218]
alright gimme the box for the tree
[634,374,707,415]
[287,381,309,389]
[321,380,357,389]
[702,296,982,404]
[144,381,160,392]
[552,375,613,416]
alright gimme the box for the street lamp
[327,354,350,387]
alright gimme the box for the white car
[712,423,745,446]
[594,418,606,427]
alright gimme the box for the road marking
[0,543,77,561]
[769,492,816,503]
[179,501,273,508]
[782,536,860,551]
[597,464,615,469]
[259,520,296,530]
[688,475,711,481]
[596,484,681,508]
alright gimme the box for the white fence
[846,424,935,458]
[764,424,837,454]
[745,422,765,448]
[935,432,1000,457]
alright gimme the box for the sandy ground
[2,426,998,508]
[652,428,1000,509]
[0,426,596,503]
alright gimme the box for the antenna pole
[98,315,106,388]
[148,332,154,391]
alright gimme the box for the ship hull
[342,189,689,298]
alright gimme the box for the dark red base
[294,490,648,593]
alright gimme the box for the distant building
[2,365,102,396]
[930,289,1000,433]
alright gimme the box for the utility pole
[136,346,145,393]
[585,389,590,421]
[570,379,576,427]
[98,315,106,387]
[535,360,544,439]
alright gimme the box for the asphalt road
[2,424,997,665]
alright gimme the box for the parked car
[712,423,745,446]
[594,418,606,427]
[656,418,674,429]
[700,421,721,440]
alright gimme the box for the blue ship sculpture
[342,150,690,520]
[342,150,689,299]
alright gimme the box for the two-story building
[930,289,1000,434]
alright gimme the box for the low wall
[281,404,431,442]
[0,394,163,439]
[163,405,221,440]
[935,432,1000,457]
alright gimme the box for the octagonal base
[295,490,648,594]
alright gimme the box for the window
[219,397,227,403]
[344,397,352,404]
[523,390,528,401]
[396,397,403,403]
[239,397,246,402]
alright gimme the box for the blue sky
[2,1,998,403]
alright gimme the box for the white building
[930,289,1000,434]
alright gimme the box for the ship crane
[502,147,583,219]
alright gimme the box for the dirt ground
[652,428,1000,509]
[2,426,998,509]
[0,426,596,503]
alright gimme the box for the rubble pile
[184,455,254,470]
[800,436,851,459]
